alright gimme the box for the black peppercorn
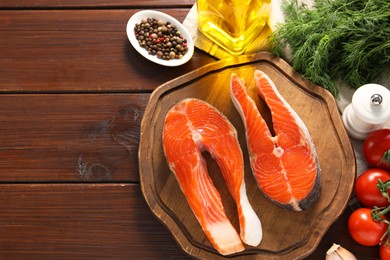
[134,17,188,61]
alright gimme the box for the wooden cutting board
[138,52,355,259]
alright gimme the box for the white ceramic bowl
[126,10,194,67]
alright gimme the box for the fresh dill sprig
[270,0,390,97]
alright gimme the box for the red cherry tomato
[348,208,387,246]
[355,168,390,208]
[363,129,390,171]
[380,243,390,260]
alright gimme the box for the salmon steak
[230,70,321,211]
[162,98,262,255]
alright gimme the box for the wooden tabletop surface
[0,1,379,259]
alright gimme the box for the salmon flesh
[163,98,262,255]
[230,70,321,211]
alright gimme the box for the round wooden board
[138,52,356,259]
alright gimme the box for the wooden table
[0,1,380,259]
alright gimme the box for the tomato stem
[380,150,390,167]
[382,225,390,246]
[372,206,390,220]
[372,178,390,246]
[372,207,390,245]
[377,179,390,202]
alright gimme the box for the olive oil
[197,0,272,55]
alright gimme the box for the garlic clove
[326,243,357,260]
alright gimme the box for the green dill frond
[270,0,390,98]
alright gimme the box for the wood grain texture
[0,2,381,258]
[0,184,188,259]
[0,0,195,8]
[139,52,355,259]
[0,94,148,182]
[0,9,215,93]
[0,183,380,259]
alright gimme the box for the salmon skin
[230,70,321,211]
[162,98,262,255]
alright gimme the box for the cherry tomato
[363,129,390,171]
[380,244,390,260]
[348,208,387,246]
[355,168,390,208]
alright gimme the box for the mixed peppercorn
[134,17,188,61]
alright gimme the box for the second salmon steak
[230,70,321,211]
